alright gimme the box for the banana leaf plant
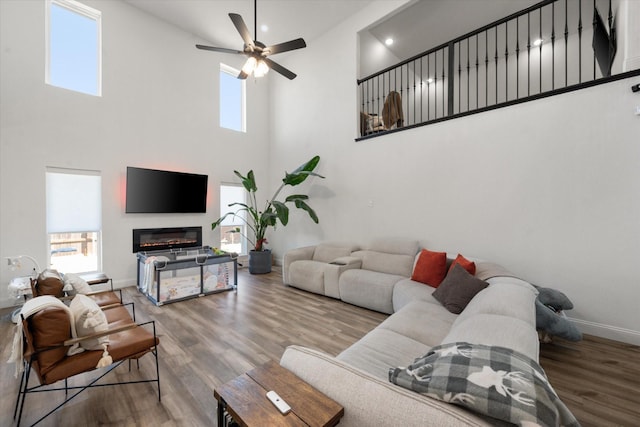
[212,156,324,252]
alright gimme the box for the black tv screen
[126,167,208,213]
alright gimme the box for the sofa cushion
[454,281,538,328]
[432,265,489,314]
[339,269,404,314]
[411,249,448,287]
[392,279,441,312]
[352,250,415,277]
[338,328,430,380]
[442,315,540,362]
[312,243,358,263]
[378,300,458,347]
[368,239,419,256]
[288,260,326,294]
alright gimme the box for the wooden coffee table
[214,361,344,426]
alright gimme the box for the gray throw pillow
[432,264,488,314]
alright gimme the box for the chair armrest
[283,246,316,284]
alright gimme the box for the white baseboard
[569,316,640,346]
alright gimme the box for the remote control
[266,390,291,415]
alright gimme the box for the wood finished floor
[1,267,638,426]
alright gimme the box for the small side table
[214,360,344,427]
[8,276,33,324]
[78,271,111,286]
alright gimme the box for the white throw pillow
[69,294,109,351]
[64,273,92,295]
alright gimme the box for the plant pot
[249,249,272,274]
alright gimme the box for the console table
[214,361,344,427]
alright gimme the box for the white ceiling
[124,0,374,50]
[124,0,545,70]
[368,0,539,61]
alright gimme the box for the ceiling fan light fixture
[254,60,269,77]
[195,0,306,80]
[242,56,258,75]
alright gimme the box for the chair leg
[152,321,161,402]
[155,347,161,402]
[27,362,123,427]
[15,361,32,427]
[65,378,68,396]
[13,361,27,420]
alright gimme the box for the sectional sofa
[280,240,576,426]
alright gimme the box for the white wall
[0,0,270,305]
[269,1,640,344]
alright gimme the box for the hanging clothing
[382,91,404,130]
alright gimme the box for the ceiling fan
[195,0,306,80]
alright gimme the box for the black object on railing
[357,0,639,140]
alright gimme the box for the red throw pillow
[449,254,476,276]
[411,249,447,288]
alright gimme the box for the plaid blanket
[389,342,580,427]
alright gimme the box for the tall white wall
[270,1,640,344]
[0,0,270,305]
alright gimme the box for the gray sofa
[280,240,544,426]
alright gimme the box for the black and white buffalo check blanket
[389,342,580,427]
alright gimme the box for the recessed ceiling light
[533,38,543,47]
[261,24,269,32]
[385,38,393,46]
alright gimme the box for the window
[46,168,102,273]
[46,0,101,96]
[220,64,246,132]
[219,184,247,255]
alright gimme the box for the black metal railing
[357,0,639,139]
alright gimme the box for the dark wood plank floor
[1,267,638,426]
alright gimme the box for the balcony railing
[358,0,640,140]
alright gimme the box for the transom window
[220,64,246,132]
[46,0,102,96]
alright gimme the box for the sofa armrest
[329,256,362,267]
[283,246,316,284]
[323,257,363,299]
[280,345,492,427]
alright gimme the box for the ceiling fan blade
[237,69,249,80]
[263,57,297,80]
[229,13,254,48]
[265,38,307,55]
[195,44,243,55]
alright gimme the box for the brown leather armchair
[12,299,160,427]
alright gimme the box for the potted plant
[212,156,325,274]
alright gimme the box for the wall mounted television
[125,167,208,213]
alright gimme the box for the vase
[249,249,272,274]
